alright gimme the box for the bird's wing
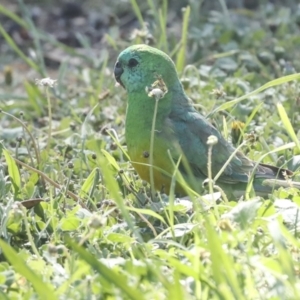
[168,107,279,184]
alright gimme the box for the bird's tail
[262,179,300,189]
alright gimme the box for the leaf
[167,198,193,212]
[21,198,44,209]
[222,198,262,229]
[201,192,222,202]
[3,149,21,195]
[106,233,134,243]
[59,216,81,231]
[79,167,99,198]
[101,149,120,171]
[127,206,167,224]
[274,199,300,231]
[215,57,238,72]
[23,172,39,199]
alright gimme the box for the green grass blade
[245,141,296,196]
[0,4,27,27]
[209,73,300,116]
[126,206,167,224]
[79,167,98,198]
[18,0,46,76]
[98,154,143,243]
[67,239,145,300]
[24,81,44,116]
[0,240,57,300]
[130,0,145,29]
[0,289,10,300]
[0,23,40,73]
[277,102,300,154]
[205,222,245,299]
[158,0,168,51]
[176,6,190,73]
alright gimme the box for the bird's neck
[125,92,171,132]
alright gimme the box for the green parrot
[114,44,300,199]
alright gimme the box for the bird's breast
[127,135,178,193]
[125,100,186,193]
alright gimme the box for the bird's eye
[128,58,138,68]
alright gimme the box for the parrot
[114,44,300,199]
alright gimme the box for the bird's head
[114,44,181,94]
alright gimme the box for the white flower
[207,135,218,146]
[35,77,57,88]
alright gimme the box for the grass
[1,0,300,299]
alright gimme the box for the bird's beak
[114,61,124,87]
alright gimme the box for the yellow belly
[128,143,185,194]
